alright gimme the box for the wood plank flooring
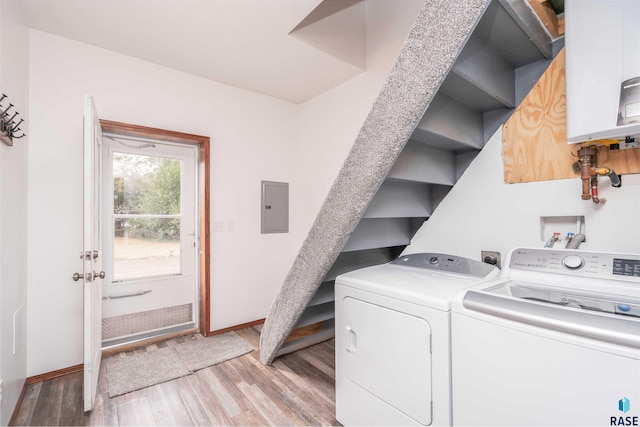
[12,326,339,426]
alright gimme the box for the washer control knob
[429,256,439,264]
[562,255,584,270]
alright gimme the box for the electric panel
[261,181,289,234]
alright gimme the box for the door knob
[72,271,105,281]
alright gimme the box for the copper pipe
[590,176,601,204]
[579,148,596,200]
[576,144,620,204]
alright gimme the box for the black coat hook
[0,93,26,146]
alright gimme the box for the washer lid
[336,255,498,311]
[491,281,640,319]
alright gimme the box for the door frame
[100,120,211,337]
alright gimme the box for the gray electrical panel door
[261,181,289,233]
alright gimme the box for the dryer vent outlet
[481,251,501,269]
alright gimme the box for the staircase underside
[259,0,494,365]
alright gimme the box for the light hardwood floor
[12,326,339,426]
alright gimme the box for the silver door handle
[72,271,105,281]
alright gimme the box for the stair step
[293,302,335,329]
[276,319,335,357]
[439,72,509,113]
[493,0,557,61]
[363,180,433,219]
[449,35,516,109]
[324,246,404,282]
[342,217,424,253]
[411,93,484,151]
[431,184,452,211]
[387,140,457,185]
[309,281,335,306]
[455,150,481,181]
[476,0,554,65]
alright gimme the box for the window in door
[101,134,199,348]
[112,152,183,281]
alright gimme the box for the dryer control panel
[392,253,498,278]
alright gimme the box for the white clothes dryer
[335,253,499,426]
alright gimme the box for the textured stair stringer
[259,0,491,365]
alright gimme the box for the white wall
[406,126,640,260]
[26,30,300,376]
[0,0,29,423]
[297,0,424,227]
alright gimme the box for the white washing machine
[451,247,640,426]
[335,253,499,426]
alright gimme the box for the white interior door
[83,95,103,412]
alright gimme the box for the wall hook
[0,93,26,146]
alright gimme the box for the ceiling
[18,0,369,103]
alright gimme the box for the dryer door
[343,297,432,425]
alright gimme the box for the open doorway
[99,120,210,349]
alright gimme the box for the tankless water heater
[566,0,640,143]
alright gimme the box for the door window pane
[112,152,183,281]
[113,218,181,281]
[113,153,181,215]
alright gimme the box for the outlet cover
[481,250,501,269]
